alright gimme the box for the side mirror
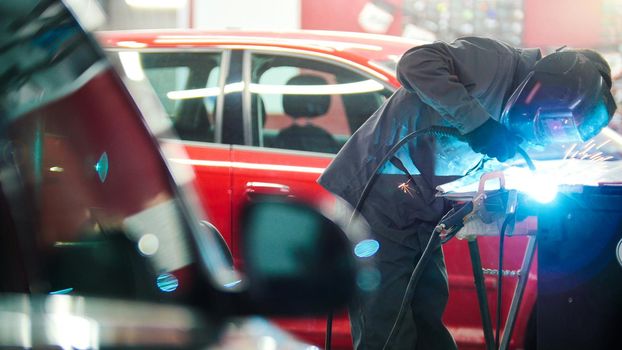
[240,199,357,315]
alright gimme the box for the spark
[588,152,603,160]
[596,140,611,150]
[563,143,578,160]
[397,179,415,197]
[582,139,596,150]
[563,140,612,163]
[569,150,580,159]
[580,143,596,156]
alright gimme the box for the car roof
[97,29,426,81]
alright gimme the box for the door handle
[245,182,291,199]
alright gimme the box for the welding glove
[464,118,520,162]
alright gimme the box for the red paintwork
[10,68,203,296]
[98,30,538,350]
[96,29,426,87]
[11,69,174,236]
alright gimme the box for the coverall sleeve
[397,39,499,134]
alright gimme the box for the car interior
[270,74,341,153]
[252,54,391,154]
[132,50,392,155]
[140,52,219,143]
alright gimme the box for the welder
[318,37,616,350]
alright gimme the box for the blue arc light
[517,173,559,204]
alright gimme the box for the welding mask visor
[500,51,615,145]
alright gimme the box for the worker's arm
[397,38,502,134]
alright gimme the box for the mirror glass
[241,199,357,315]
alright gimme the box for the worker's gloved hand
[464,118,520,162]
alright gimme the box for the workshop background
[2,2,621,349]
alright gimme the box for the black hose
[325,310,333,350]
[382,204,471,350]
[495,213,515,349]
[329,126,535,350]
[349,125,534,224]
[516,147,536,171]
[349,126,463,225]
[382,223,446,350]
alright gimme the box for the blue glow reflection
[354,239,380,258]
[357,267,381,292]
[49,287,74,295]
[224,280,242,288]
[156,273,179,292]
[94,152,109,183]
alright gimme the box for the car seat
[272,74,340,154]
[174,98,213,142]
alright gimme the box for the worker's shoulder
[414,36,519,56]
[451,36,519,52]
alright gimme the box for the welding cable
[382,203,473,350]
[331,126,535,350]
[516,147,536,171]
[348,126,460,226]
[382,223,445,350]
[337,127,458,350]
[348,126,534,225]
[495,212,516,349]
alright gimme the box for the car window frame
[241,47,396,153]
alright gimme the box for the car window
[116,51,223,143]
[250,53,392,154]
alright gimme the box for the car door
[109,49,236,248]
[230,49,392,346]
[231,49,393,256]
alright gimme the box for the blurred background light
[356,267,381,292]
[156,273,179,292]
[138,234,160,256]
[125,0,187,10]
[49,288,74,295]
[354,239,380,258]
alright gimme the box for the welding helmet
[500,50,616,145]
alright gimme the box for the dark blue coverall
[318,37,541,350]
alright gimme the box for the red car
[98,30,622,350]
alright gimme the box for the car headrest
[283,74,330,119]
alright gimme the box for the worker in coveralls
[318,37,616,350]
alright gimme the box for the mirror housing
[240,199,358,315]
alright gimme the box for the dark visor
[501,52,612,145]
